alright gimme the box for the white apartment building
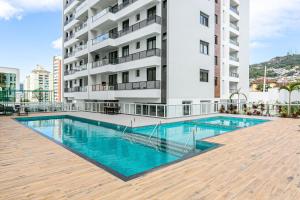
[25,65,53,102]
[62,0,249,107]
[53,56,62,102]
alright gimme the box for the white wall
[249,88,300,103]
[167,0,215,105]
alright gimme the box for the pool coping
[13,115,222,182]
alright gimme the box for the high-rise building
[0,67,20,102]
[25,65,52,102]
[62,0,249,106]
[53,56,62,102]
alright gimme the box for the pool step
[188,121,239,130]
[123,133,195,157]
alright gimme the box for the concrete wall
[167,0,215,105]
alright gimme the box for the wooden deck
[1,115,300,200]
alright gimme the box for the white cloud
[250,42,267,49]
[52,37,62,50]
[0,0,61,20]
[250,0,300,41]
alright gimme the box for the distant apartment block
[25,65,53,102]
[53,56,62,102]
[62,0,249,106]
[0,67,20,102]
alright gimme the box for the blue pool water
[17,115,268,180]
[132,116,269,145]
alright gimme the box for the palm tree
[279,82,300,116]
[229,88,247,112]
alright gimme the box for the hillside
[250,54,300,79]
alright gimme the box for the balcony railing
[64,34,75,42]
[75,21,88,32]
[64,86,87,93]
[92,48,161,68]
[64,15,75,26]
[92,8,111,22]
[230,39,239,46]
[76,1,87,13]
[64,65,87,76]
[230,23,239,31]
[76,44,87,53]
[230,72,239,78]
[110,0,138,13]
[230,7,239,15]
[92,16,161,45]
[230,56,239,62]
[65,0,75,9]
[92,80,161,91]
[64,51,75,59]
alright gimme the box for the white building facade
[62,0,249,107]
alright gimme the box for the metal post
[193,130,196,150]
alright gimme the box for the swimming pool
[132,116,269,145]
[16,115,268,180]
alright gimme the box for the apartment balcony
[64,86,88,93]
[75,21,88,38]
[230,6,239,15]
[64,16,79,31]
[64,65,88,80]
[75,44,88,57]
[90,0,159,30]
[90,80,161,100]
[90,16,161,52]
[229,39,239,51]
[229,72,239,78]
[229,23,240,35]
[64,0,80,15]
[229,7,240,20]
[64,34,78,47]
[64,52,78,64]
[64,86,88,99]
[90,48,161,75]
[75,2,88,18]
[229,56,240,67]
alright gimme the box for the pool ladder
[147,122,161,150]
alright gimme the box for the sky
[0,0,300,82]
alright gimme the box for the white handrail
[148,122,160,149]
[184,129,196,152]
[121,126,128,137]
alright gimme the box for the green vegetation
[279,82,300,116]
[250,53,300,79]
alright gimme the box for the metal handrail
[184,129,196,152]
[148,122,161,149]
[122,126,128,137]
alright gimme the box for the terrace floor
[1,113,300,200]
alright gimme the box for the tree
[279,82,300,116]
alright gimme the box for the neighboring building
[62,0,249,106]
[0,67,20,102]
[19,83,24,91]
[53,56,62,102]
[25,65,52,102]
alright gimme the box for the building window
[200,12,209,27]
[136,70,140,77]
[136,41,140,49]
[147,67,156,81]
[215,14,218,24]
[215,35,218,44]
[122,72,129,83]
[200,69,209,82]
[147,37,156,50]
[215,56,218,65]
[136,14,140,21]
[215,0,218,3]
[200,40,209,55]
[122,45,129,57]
